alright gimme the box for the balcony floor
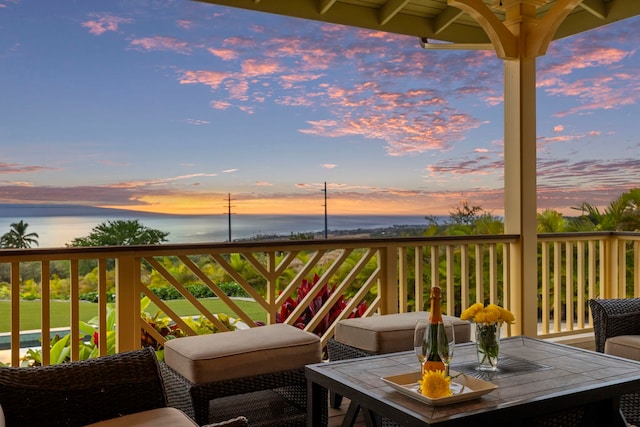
[328,397,365,427]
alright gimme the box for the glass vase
[475,322,500,371]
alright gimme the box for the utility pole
[322,182,328,239]
[225,193,235,242]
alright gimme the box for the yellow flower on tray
[418,369,452,398]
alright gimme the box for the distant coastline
[0,204,434,248]
[0,203,171,218]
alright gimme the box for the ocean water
[0,214,432,248]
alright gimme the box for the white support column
[445,0,583,336]
[503,60,539,337]
[503,1,540,337]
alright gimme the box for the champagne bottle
[422,286,446,373]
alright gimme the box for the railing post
[635,240,640,297]
[379,244,398,314]
[607,235,619,298]
[115,254,140,352]
[10,262,20,367]
[398,246,408,312]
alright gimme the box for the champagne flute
[437,321,455,376]
[414,319,429,374]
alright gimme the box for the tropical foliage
[572,188,640,232]
[66,219,169,247]
[0,220,39,248]
[20,298,239,366]
[277,274,367,337]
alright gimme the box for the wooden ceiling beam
[318,0,338,15]
[580,0,607,19]
[434,6,465,34]
[379,0,411,25]
[553,0,640,39]
[193,0,640,43]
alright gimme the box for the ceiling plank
[379,0,411,25]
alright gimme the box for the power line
[322,182,328,239]
[224,193,235,242]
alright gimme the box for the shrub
[277,274,367,338]
[148,282,249,300]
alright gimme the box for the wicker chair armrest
[160,361,195,419]
[0,347,167,426]
[326,338,374,361]
[589,298,640,352]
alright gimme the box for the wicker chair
[589,298,640,426]
[0,347,247,427]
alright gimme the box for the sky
[0,1,639,217]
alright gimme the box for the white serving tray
[381,370,497,406]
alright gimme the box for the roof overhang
[193,0,640,45]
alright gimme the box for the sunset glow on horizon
[1,1,638,218]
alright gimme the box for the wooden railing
[1,232,639,366]
[538,232,640,338]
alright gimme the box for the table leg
[361,408,381,427]
[330,390,344,408]
[307,380,327,427]
[341,401,360,427]
[341,401,381,427]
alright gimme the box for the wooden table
[306,336,640,426]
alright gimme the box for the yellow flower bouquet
[460,302,515,325]
[460,303,515,371]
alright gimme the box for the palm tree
[572,188,640,231]
[536,209,567,232]
[618,188,640,231]
[1,220,39,248]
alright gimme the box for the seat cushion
[605,335,640,361]
[84,407,197,427]
[164,323,321,384]
[334,311,471,354]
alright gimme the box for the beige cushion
[605,335,640,361]
[84,407,197,427]
[334,311,471,354]
[164,323,321,384]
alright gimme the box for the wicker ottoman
[330,311,471,356]
[327,311,471,408]
[164,324,325,426]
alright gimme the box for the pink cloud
[130,36,191,54]
[538,34,639,117]
[180,70,233,88]
[208,48,238,60]
[241,58,282,76]
[176,19,192,30]
[210,100,231,109]
[82,13,132,36]
[0,162,55,174]
[184,118,210,125]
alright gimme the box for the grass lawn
[0,299,267,332]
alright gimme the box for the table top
[306,336,640,426]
